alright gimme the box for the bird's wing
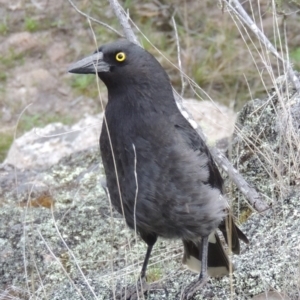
[172,112,249,248]
[171,112,224,192]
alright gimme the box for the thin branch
[132,144,138,240]
[172,16,185,97]
[108,0,139,44]
[210,147,269,212]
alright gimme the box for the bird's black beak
[68,52,110,74]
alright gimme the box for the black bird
[68,39,248,298]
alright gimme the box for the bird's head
[68,39,170,91]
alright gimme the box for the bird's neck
[107,79,178,115]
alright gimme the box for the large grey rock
[4,114,102,169]
[4,100,235,170]
[184,98,236,145]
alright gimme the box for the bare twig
[107,0,268,213]
[108,0,139,44]
[132,144,138,240]
[172,16,185,97]
[210,147,269,212]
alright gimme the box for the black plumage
[68,39,248,298]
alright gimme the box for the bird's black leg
[182,235,209,299]
[140,243,154,278]
[119,233,164,300]
[199,235,208,281]
[139,232,157,279]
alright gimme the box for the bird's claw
[117,281,149,300]
[181,276,208,299]
[115,277,165,300]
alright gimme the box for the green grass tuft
[70,75,98,98]
[0,133,13,162]
[24,18,39,32]
[0,22,8,35]
[18,114,74,134]
[290,48,300,68]
[146,267,163,283]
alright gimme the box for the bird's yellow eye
[115,52,126,62]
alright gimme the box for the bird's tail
[182,232,230,277]
[182,217,248,276]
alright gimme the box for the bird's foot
[181,275,208,299]
[116,277,165,300]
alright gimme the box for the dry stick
[108,0,269,212]
[224,0,300,92]
[209,147,268,212]
[108,0,139,45]
[172,16,185,97]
